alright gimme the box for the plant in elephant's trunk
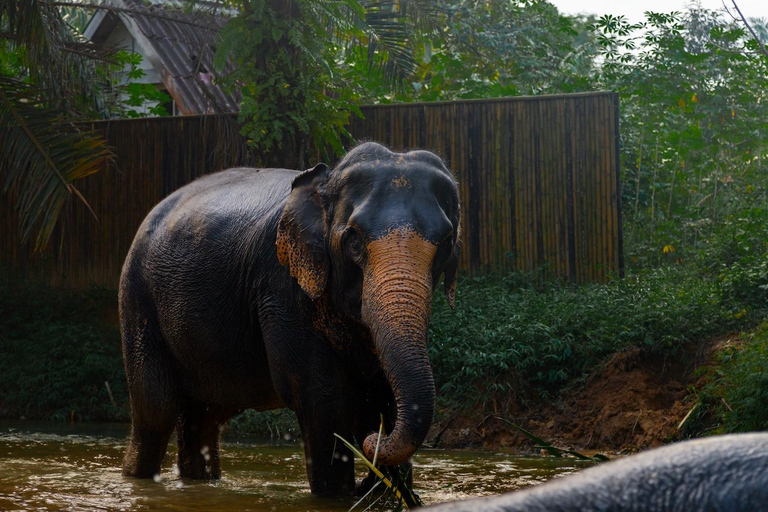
[336,419,424,510]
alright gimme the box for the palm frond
[0,77,113,250]
[305,0,439,88]
[357,2,418,88]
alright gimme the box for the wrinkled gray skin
[428,434,768,511]
[119,142,460,496]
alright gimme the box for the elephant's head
[276,142,460,466]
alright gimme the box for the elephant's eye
[345,229,365,263]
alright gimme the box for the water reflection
[0,421,589,511]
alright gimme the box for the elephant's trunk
[361,228,437,467]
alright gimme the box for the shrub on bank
[0,282,127,422]
[1,247,765,432]
[696,322,768,434]
[429,258,768,414]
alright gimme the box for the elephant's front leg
[295,394,356,495]
[261,310,357,495]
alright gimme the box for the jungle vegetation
[1,0,767,438]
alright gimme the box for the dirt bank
[428,336,738,454]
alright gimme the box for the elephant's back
[141,167,297,243]
[125,167,297,270]
[428,433,768,511]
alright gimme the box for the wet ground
[0,421,590,511]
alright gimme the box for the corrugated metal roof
[88,0,240,115]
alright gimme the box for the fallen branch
[492,416,610,462]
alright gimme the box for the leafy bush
[226,409,300,440]
[429,258,767,413]
[698,322,768,433]
[0,281,128,422]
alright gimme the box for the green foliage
[0,280,128,422]
[595,8,768,267]
[110,51,171,118]
[0,77,114,249]
[216,0,426,162]
[0,0,110,117]
[428,257,768,413]
[226,409,300,439]
[1,0,117,249]
[121,82,172,117]
[0,40,24,78]
[345,0,599,103]
[698,323,768,433]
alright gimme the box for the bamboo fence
[1,92,622,288]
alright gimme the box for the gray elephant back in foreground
[429,434,768,511]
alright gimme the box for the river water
[0,421,589,511]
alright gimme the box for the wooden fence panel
[1,92,622,288]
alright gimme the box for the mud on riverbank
[428,335,741,454]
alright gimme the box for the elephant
[118,142,461,495]
[427,433,768,511]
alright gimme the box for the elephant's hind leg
[122,378,179,478]
[121,311,180,478]
[176,403,230,479]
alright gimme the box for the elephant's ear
[443,226,461,310]
[276,163,330,300]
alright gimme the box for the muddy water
[0,422,589,511]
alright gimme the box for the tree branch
[728,0,768,57]
[61,44,119,64]
[709,40,764,56]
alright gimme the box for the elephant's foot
[122,450,162,479]
[177,450,221,480]
[122,430,173,479]
[175,403,225,480]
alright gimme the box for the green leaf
[0,77,113,250]
[215,17,249,73]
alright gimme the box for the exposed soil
[428,335,741,454]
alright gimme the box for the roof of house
[84,0,239,115]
